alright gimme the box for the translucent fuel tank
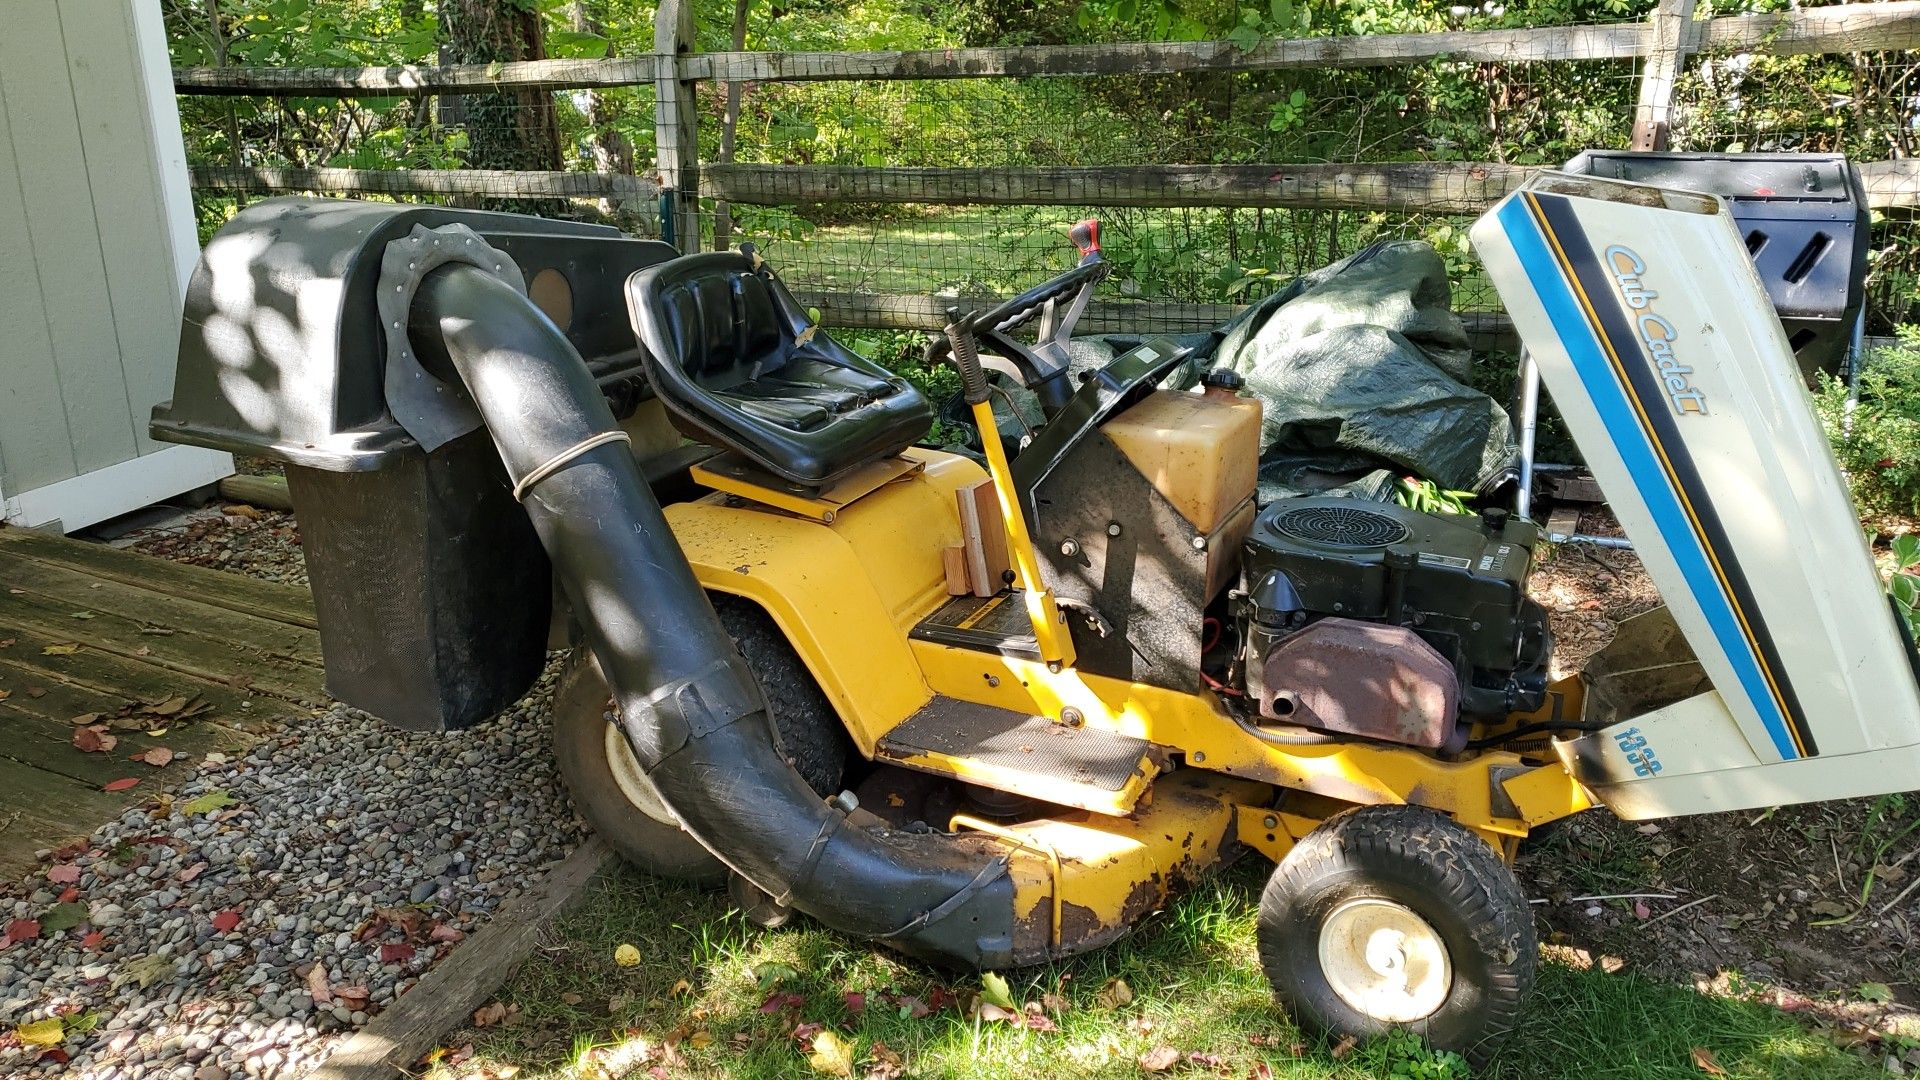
[1101,385,1260,534]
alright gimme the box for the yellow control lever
[943,312,1076,669]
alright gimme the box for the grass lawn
[443,858,1883,1080]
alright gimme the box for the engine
[1233,497,1552,751]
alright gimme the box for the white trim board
[2,444,234,533]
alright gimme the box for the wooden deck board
[0,526,317,628]
[0,526,320,880]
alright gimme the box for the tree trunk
[711,0,752,251]
[567,0,640,225]
[439,0,563,212]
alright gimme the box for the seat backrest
[626,250,935,487]
[653,256,790,390]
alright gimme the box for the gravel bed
[125,506,307,588]
[0,666,584,1079]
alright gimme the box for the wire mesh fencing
[169,0,1920,335]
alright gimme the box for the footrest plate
[876,697,1156,816]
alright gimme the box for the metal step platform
[875,697,1157,816]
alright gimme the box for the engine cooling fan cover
[1267,502,1411,550]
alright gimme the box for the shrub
[1815,327,1920,518]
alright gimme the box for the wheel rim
[1316,897,1453,1024]
[602,720,679,827]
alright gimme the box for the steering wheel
[929,220,1109,418]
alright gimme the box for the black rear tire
[1256,804,1535,1064]
[552,595,851,886]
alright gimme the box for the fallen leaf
[69,611,95,620]
[1691,1046,1727,1075]
[42,643,79,656]
[224,503,262,519]
[117,954,172,989]
[133,747,175,768]
[334,986,371,1010]
[1248,1063,1274,1080]
[1330,1034,1357,1060]
[429,923,465,943]
[71,727,116,753]
[754,962,800,989]
[56,887,78,903]
[209,909,241,933]
[980,971,1017,1009]
[808,1030,854,1077]
[1094,977,1133,1010]
[1859,982,1895,1004]
[1187,1052,1222,1068]
[761,992,805,1013]
[688,1030,713,1049]
[614,943,641,967]
[670,978,694,997]
[180,790,234,815]
[472,1001,513,1027]
[146,696,192,717]
[80,931,106,950]
[893,994,930,1019]
[843,991,866,1014]
[101,778,139,792]
[306,963,332,1004]
[25,686,45,698]
[41,903,87,932]
[14,1019,64,1047]
[6,918,41,942]
[1634,899,1652,920]
[379,942,416,964]
[0,689,8,702]
[864,1040,905,1080]
[177,862,207,883]
[0,638,12,647]
[560,992,584,1006]
[67,713,98,726]
[976,1002,1020,1024]
[1139,1045,1180,1072]
[46,865,79,885]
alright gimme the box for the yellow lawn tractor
[153,160,1920,1058]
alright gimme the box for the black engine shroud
[1238,498,1553,733]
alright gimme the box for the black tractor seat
[625,249,933,488]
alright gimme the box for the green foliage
[1815,328,1920,518]
[1882,532,1920,638]
[1355,1030,1473,1079]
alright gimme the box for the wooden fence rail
[190,158,1920,214]
[172,1,1920,95]
[189,166,660,201]
[795,289,1519,344]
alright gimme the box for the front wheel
[1256,805,1535,1063]
[551,596,852,886]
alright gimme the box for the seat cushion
[626,252,933,487]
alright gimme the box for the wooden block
[217,472,295,512]
[956,480,1011,598]
[941,546,971,596]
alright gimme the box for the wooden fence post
[653,0,701,251]
[1632,0,1700,151]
